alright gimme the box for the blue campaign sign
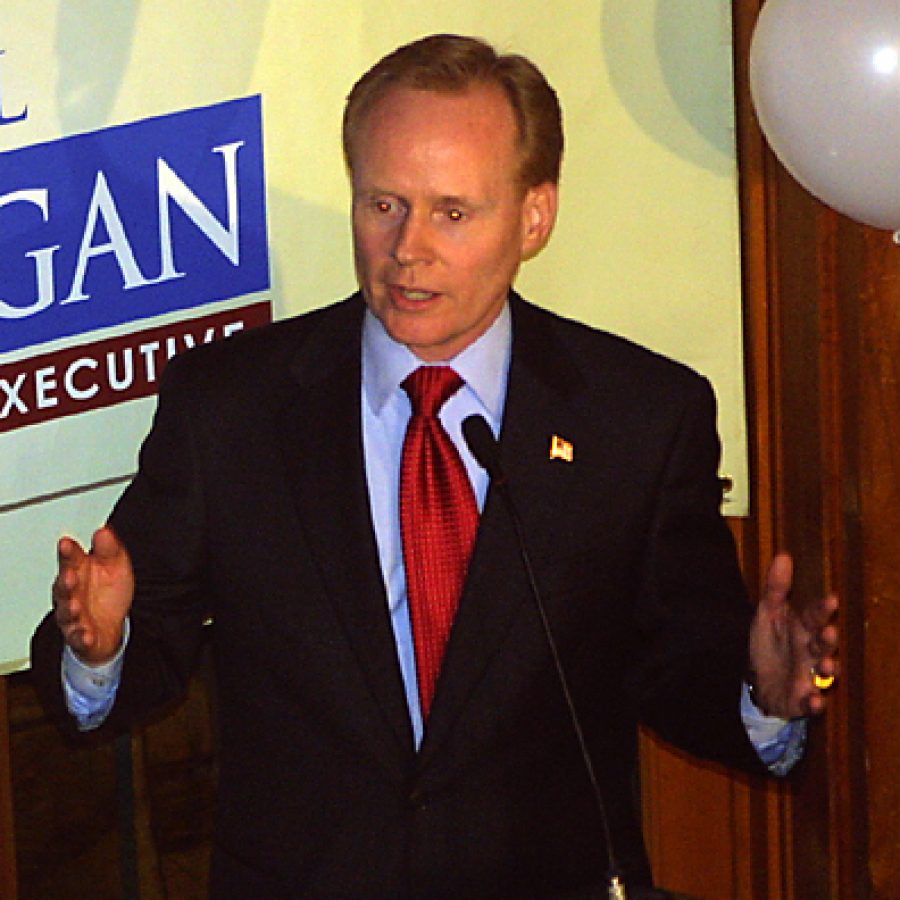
[0,95,269,354]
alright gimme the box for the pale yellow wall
[0,1,746,669]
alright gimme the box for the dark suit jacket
[32,292,764,898]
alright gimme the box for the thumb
[90,526,126,562]
[762,552,793,613]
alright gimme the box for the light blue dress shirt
[361,305,511,747]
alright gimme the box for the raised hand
[747,553,839,719]
[52,526,134,665]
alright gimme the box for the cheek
[352,228,383,273]
[465,234,523,282]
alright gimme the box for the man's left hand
[747,553,839,719]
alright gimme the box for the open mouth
[390,285,440,306]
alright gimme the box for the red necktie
[400,366,479,718]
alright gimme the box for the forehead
[351,85,521,190]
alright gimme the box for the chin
[390,324,455,361]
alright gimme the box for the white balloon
[749,0,900,231]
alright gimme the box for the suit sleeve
[628,375,766,774]
[31,355,212,735]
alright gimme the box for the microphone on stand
[462,414,627,900]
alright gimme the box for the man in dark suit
[33,35,838,898]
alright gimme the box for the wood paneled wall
[641,2,898,898]
[1,2,897,897]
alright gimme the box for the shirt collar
[362,303,512,420]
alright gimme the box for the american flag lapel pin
[549,434,573,462]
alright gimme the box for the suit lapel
[271,295,603,773]
[276,299,415,764]
[419,296,588,766]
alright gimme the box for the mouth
[388,285,441,308]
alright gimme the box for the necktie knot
[402,366,464,418]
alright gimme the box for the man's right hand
[52,526,134,666]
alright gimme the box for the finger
[53,537,90,622]
[762,552,793,610]
[52,567,79,612]
[57,535,86,570]
[90,526,125,562]
[798,599,839,665]
[63,624,97,658]
[53,588,88,634]
[814,656,839,679]
[54,560,85,596]
[786,681,823,719]
[810,622,839,658]
[807,692,827,716]
[800,592,839,634]
[806,651,841,714]
[61,621,87,648]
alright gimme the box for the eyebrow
[355,187,492,212]
[435,195,474,207]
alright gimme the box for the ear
[520,182,559,261]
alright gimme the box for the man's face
[351,84,557,362]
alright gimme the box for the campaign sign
[0,94,269,354]
[0,301,271,434]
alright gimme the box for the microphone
[461,414,505,483]
[462,415,628,900]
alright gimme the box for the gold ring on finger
[811,667,835,691]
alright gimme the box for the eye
[444,207,466,222]
[375,198,396,214]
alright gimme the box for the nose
[391,211,433,266]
